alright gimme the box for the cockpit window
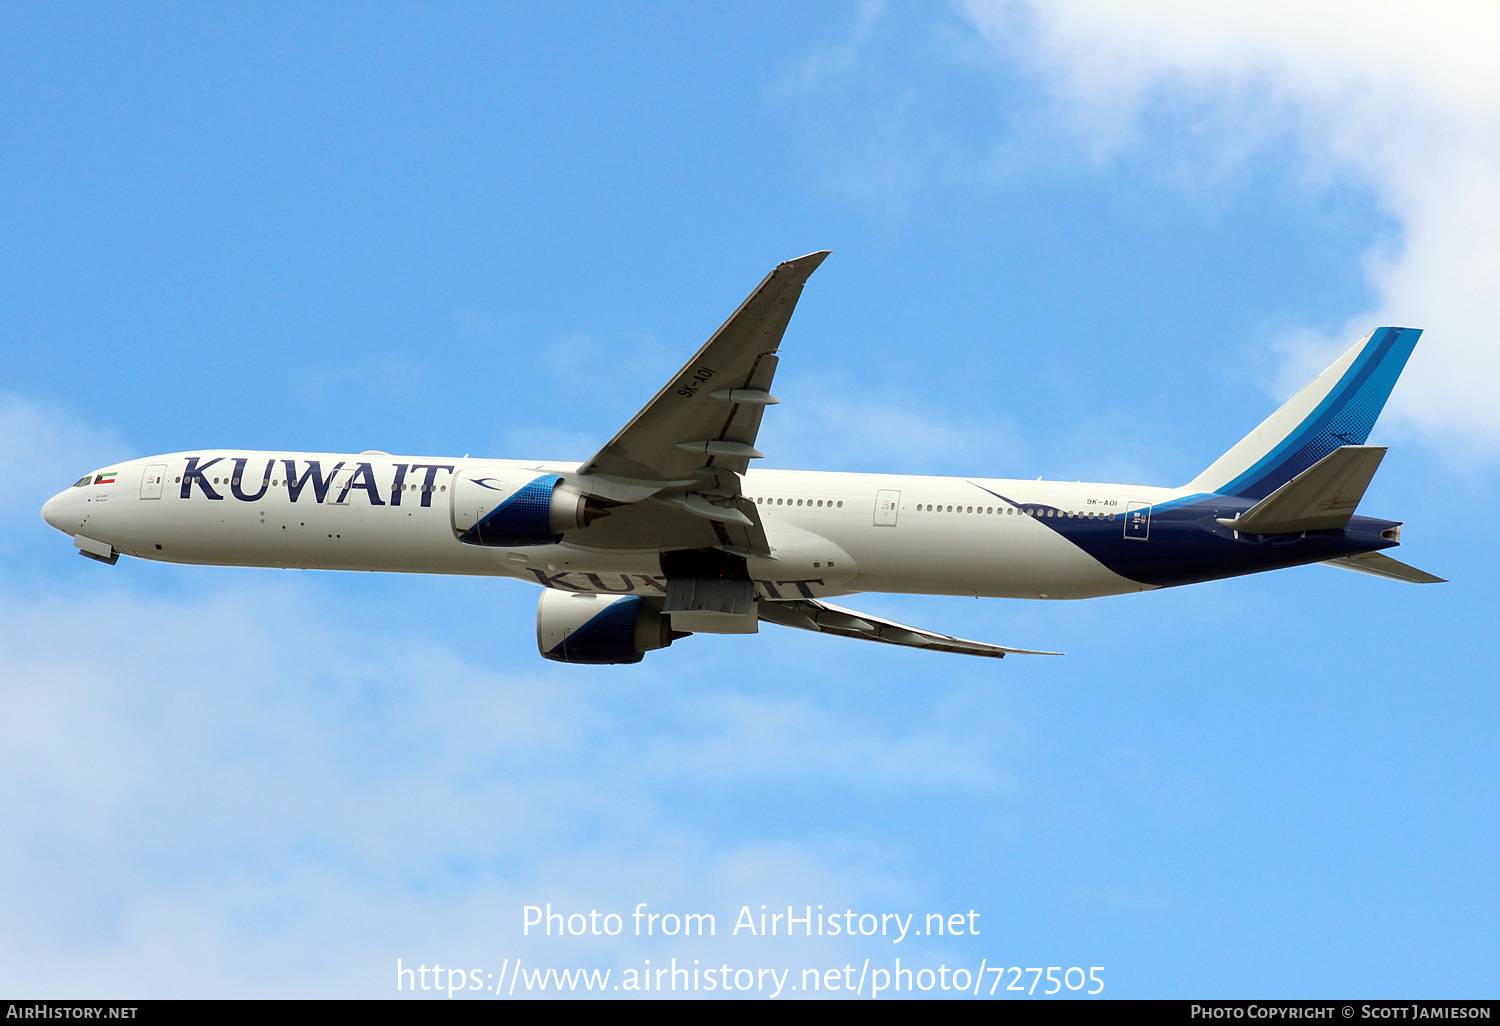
[73,475,94,488]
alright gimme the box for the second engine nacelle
[537,591,684,664]
[451,470,598,546]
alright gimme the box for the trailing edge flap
[1322,551,1446,584]
[758,598,1062,659]
[578,251,830,485]
[1217,445,1386,534]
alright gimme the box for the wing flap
[758,598,1062,659]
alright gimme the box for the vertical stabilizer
[1186,327,1420,499]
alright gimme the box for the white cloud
[958,0,1500,453]
[0,571,1029,995]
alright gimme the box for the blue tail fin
[1187,326,1421,500]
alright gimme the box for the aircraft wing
[757,598,1063,659]
[578,251,830,491]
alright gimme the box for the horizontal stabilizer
[1216,445,1385,534]
[758,598,1061,658]
[1322,551,1446,584]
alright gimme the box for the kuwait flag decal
[94,471,117,485]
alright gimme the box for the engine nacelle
[451,470,594,546]
[537,591,683,664]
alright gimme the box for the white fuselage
[42,450,1174,602]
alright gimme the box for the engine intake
[537,591,684,664]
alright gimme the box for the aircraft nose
[41,491,66,533]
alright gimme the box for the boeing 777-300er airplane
[42,252,1443,663]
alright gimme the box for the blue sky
[2,1,1495,998]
